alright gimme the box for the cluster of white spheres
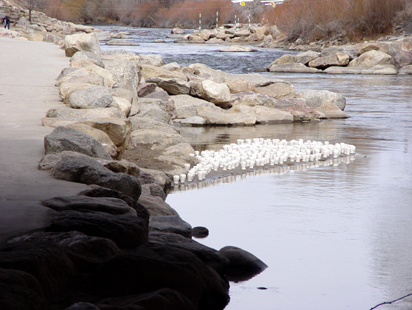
[173,138,356,186]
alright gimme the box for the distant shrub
[265,0,410,42]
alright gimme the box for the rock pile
[173,23,282,45]
[267,41,412,75]
[0,4,95,43]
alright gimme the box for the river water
[100,27,412,310]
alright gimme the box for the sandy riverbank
[0,38,87,240]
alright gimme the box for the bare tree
[26,0,46,23]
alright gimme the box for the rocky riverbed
[0,4,378,310]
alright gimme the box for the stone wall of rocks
[267,40,412,75]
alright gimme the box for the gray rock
[253,106,293,124]
[149,215,192,238]
[255,82,295,99]
[138,193,178,216]
[219,246,268,282]
[130,116,179,134]
[52,155,142,201]
[105,39,139,46]
[46,210,147,249]
[299,89,346,110]
[230,91,277,108]
[46,106,125,121]
[177,116,207,126]
[44,126,112,160]
[348,50,392,68]
[296,50,321,64]
[308,53,350,69]
[136,98,171,124]
[141,183,166,201]
[393,50,412,68]
[190,80,231,108]
[142,88,177,119]
[104,59,141,94]
[140,54,165,66]
[197,105,256,126]
[41,196,137,216]
[313,100,349,119]
[192,226,209,239]
[146,77,190,95]
[172,94,218,118]
[268,63,323,73]
[70,51,105,68]
[65,33,101,57]
[69,86,113,109]
[399,65,412,75]
[137,83,157,97]
[320,46,359,60]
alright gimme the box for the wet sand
[0,38,87,240]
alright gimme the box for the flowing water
[100,27,412,310]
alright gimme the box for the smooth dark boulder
[192,226,209,239]
[149,215,192,238]
[0,268,46,310]
[52,156,142,201]
[218,246,268,282]
[78,186,149,223]
[0,236,78,303]
[65,302,100,310]
[95,288,196,310]
[90,243,230,310]
[44,126,112,160]
[41,195,136,216]
[46,210,148,249]
[149,232,229,276]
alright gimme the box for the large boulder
[57,68,105,87]
[70,51,105,68]
[70,60,117,88]
[111,96,132,116]
[146,77,190,95]
[255,82,295,99]
[308,53,350,69]
[69,86,113,109]
[138,193,178,216]
[229,91,277,108]
[313,100,349,119]
[52,155,142,201]
[77,118,132,159]
[136,98,171,124]
[197,105,256,126]
[218,246,267,282]
[44,126,112,160]
[149,215,192,238]
[141,88,177,119]
[268,63,322,73]
[298,89,346,110]
[295,50,321,64]
[130,116,179,134]
[46,211,147,249]
[41,195,137,216]
[226,78,255,94]
[348,50,392,68]
[172,94,219,119]
[190,80,231,108]
[66,123,117,158]
[103,59,141,93]
[354,42,391,55]
[320,46,359,60]
[65,32,101,57]
[45,107,125,121]
[393,50,412,68]
[59,83,94,104]
[141,64,187,80]
[252,106,293,124]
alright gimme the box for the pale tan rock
[70,60,117,88]
[59,82,93,104]
[255,82,295,99]
[66,123,118,158]
[252,106,293,124]
[226,78,256,94]
[313,100,349,119]
[141,64,187,80]
[308,53,349,69]
[111,96,132,116]
[190,80,231,108]
[349,50,392,68]
[65,32,101,57]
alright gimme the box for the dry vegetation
[23,0,412,42]
[264,0,412,42]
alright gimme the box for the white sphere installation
[172,138,356,187]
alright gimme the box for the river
[100,27,412,310]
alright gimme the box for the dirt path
[0,38,87,240]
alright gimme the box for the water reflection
[170,155,355,193]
